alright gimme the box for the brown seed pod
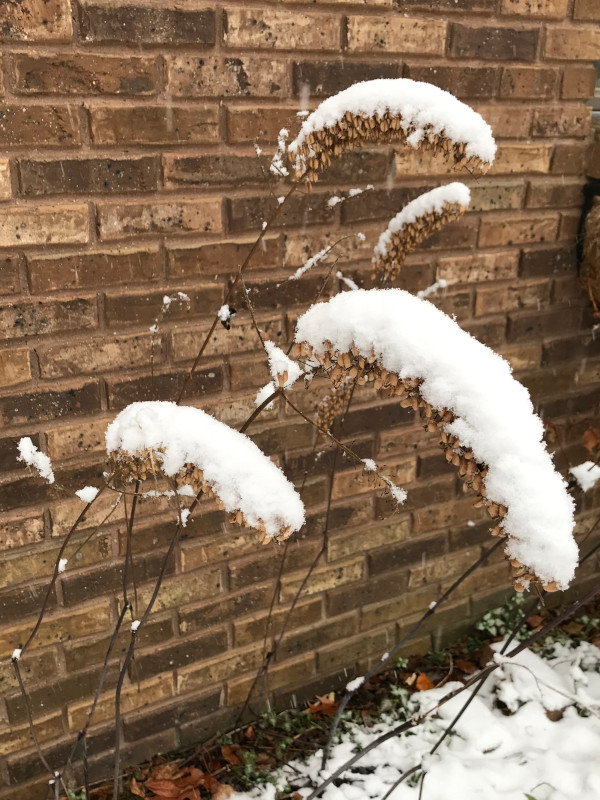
[295,340,543,591]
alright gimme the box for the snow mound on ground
[105,401,305,540]
[294,289,577,589]
[288,78,497,164]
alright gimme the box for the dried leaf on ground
[526,614,544,629]
[212,784,235,800]
[129,776,147,798]
[455,658,476,675]
[143,779,181,799]
[583,427,600,453]
[221,744,242,765]
[307,693,338,719]
[416,672,435,691]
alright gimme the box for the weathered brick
[469,181,526,212]
[280,558,365,603]
[532,105,591,138]
[413,498,482,533]
[573,0,597,19]
[224,8,341,50]
[551,143,589,175]
[361,584,439,630]
[558,210,580,241]
[340,184,428,224]
[0,513,44,551]
[107,367,223,410]
[233,598,322,648]
[79,2,216,45]
[0,603,111,653]
[474,104,532,138]
[13,54,158,95]
[134,629,228,681]
[0,204,88,247]
[405,65,498,98]
[562,65,597,100]
[168,236,280,278]
[450,24,539,61]
[479,214,559,247]
[347,15,447,54]
[332,459,415,500]
[0,348,30,386]
[437,252,517,286]
[398,0,494,8]
[490,144,552,175]
[228,192,333,233]
[500,0,568,16]
[167,55,288,98]
[97,199,222,240]
[19,156,159,197]
[226,105,299,143]
[0,254,20,294]
[27,247,159,293]
[178,646,263,694]
[178,584,269,636]
[316,628,390,674]
[89,104,219,145]
[0,158,10,200]
[172,316,283,362]
[507,306,582,342]
[526,179,583,208]
[0,105,79,146]
[545,27,600,60]
[46,417,108,461]
[38,332,159,378]
[475,279,551,316]
[0,713,62,758]
[0,382,101,425]
[520,244,576,278]
[0,0,72,41]
[295,60,402,96]
[105,286,221,326]
[164,154,264,189]
[228,652,314,705]
[328,517,411,561]
[229,538,320,591]
[500,66,558,99]
[0,296,96,339]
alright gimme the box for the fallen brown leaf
[129,776,146,798]
[212,783,235,799]
[307,693,338,719]
[455,659,476,675]
[416,673,435,691]
[221,744,242,765]
[143,779,181,799]
[583,427,600,454]
[526,614,544,629]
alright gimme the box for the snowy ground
[230,640,600,800]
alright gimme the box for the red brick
[27,247,159,293]
[0,348,31,386]
[226,106,299,144]
[0,0,72,41]
[295,60,402,97]
[500,0,568,16]
[0,296,96,339]
[449,24,539,61]
[0,204,88,246]
[500,66,558,99]
[532,105,591,138]
[13,54,158,95]
[573,0,598,20]
[167,55,288,98]
[167,236,280,278]
[19,156,159,196]
[0,105,80,146]
[79,2,216,45]
[347,15,447,54]
[97,198,222,240]
[562,66,597,100]
[479,214,559,247]
[545,27,600,60]
[224,8,341,51]
[89,104,219,145]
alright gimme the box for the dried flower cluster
[293,340,557,593]
[582,198,600,320]
[372,199,468,282]
[107,449,295,544]
[289,109,490,185]
[316,377,355,435]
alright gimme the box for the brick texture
[0,2,597,796]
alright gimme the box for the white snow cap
[105,402,305,540]
[75,486,99,504]
[373,183,471,263]
[58,558,68,574]
[570,461,600,492]
[17,437,55,484]
[289,78,497,164]
[264,341,303,389]
[295,289,577,588]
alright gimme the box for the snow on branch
[17,437,55,484]
[570,461,600,492]
[288,79,496,183]
[294,289,577,591]
[265,341,303,389]
[372,183,471,282]
[106,402,305,543]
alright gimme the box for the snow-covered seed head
[317,377,355,436]
[372,189,470,282]
[294,338,552,592]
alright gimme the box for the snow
[105,401,305,540]
[58,558,67,574]
[373,183,471,265]
[570,461,600,492]
[346,676,365,692]
[131,620,141,633]
[337,271,359,291]
[255,382,277,410]
[11,648,21,661]
[228,642,600,800]
[265,341,304,389]
[289,79,497,167]
[294,289,577,588]
[75,486,99,504]
[17,437,54,484]
[270,127,290,177]
[291,246,331,281]
[417,279,448,301]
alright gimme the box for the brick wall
[0,0,599,796]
